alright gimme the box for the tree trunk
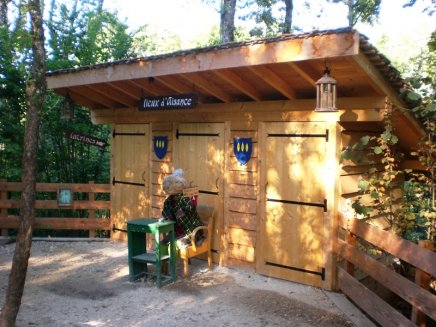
[0,0,11,26]
[347,0,354,27]
[0,0,46,325]
[220,0,236,43]
[97,0,104,13]
[283,0,293,34]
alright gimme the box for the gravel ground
[0,239,359,327]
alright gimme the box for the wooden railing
[0,180,111,237]
[335,214,436,327]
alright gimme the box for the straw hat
[163,168,188,195]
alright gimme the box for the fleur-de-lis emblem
[234,137,252,165]
[153,136,168,159]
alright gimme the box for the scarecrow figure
[161,168,204,249]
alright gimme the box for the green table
[127,218,176,287]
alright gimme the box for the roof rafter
[249,66,296,100]
[130,78,172,96]
[87,84,135,108]
[179,73,231,103]
[155,75,194,94]
[73,85,117,108]
[213,69,263,101]
[67,88,108,109]
[109,81,142,99]
[287,62,318,86]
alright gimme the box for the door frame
[172,122,227,265]
[256,121,336,288]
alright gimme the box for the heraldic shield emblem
[153,136,168,159]
[234,137,252,165]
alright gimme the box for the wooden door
[175,123,225,263]
[111,124,150,241]
[258,122,327,287]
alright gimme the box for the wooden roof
[46,28,423,151]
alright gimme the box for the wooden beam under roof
[213,69,263,101]
[129,80,159,96]
[73,85,117,108]
[87,84,135,108]
[179,73,231,103]
[109,81,142,99]
[130,78,173,96]
[287,62,318,86]
[400,160,426,171]
[352,53,424,147]
[90,99,385,125]
[67,89,108,109]
[249,65,296,99]
[345,56,383,95]
[47,31,360,90]
[155,75,194,94]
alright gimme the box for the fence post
[88,181,96,238]
[411,240,434,327]
[346,231,357,276]
[0,179,7,236]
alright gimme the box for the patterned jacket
[162,193,203,238]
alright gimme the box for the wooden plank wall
[340,123,388,228]
[150,122,174,218]
[226,122,258,268]
[340,122,405,232]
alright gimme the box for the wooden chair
[178,204,214,277]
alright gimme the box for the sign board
[58,188,73,206]
[65,131,107,148]
[138,94,197,111]
[183,187,199,197]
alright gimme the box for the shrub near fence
[0,180,111,238]
[335,214,436,327]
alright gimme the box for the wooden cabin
[46,28,424,290]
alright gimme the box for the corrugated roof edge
[358,33,408,92]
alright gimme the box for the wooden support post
[0,179,7,236]
[411,240,434,327]
[88,181,96,238]
[345,231,357,276]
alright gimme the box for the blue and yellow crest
[153,136,168,159]
[234,137,252,165]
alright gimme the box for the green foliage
[342,33,436,242]
[401,32,436,241]
[131,24,182,57]
[77,10,134,64]
[342,106,407,233]
[329,0,381,26]
[1,1,135,184]
[239,0,293,37]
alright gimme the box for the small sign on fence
[58,188,73,206]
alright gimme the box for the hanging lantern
[315,66,337,112]
[61,93,74,120]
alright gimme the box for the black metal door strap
[112,129,146,138]
[112,224,127,233]
[267,198,327,212]
[268,129,329,141]
[176,129,220,139]
[112,178,144,187]
[266,261,326,280]
[199,190,219,195]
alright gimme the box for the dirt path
[0,240,361,326]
